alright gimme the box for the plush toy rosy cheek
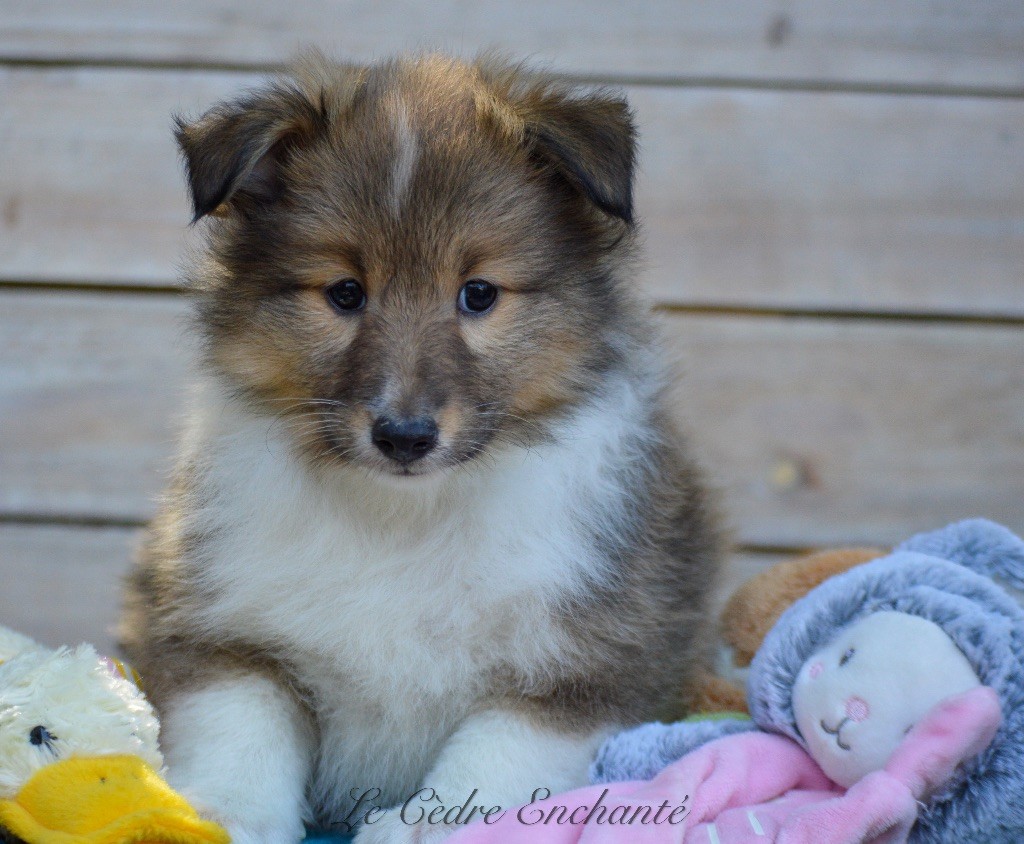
[792,610,981,787]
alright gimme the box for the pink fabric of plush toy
[447,687,1000,844]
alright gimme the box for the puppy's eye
[326,279,366,313]
[839,648,856,667]
[458,280,498,314]
[29,725,56,749]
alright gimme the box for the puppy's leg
[354,708,612,844]
[160,672,314,844]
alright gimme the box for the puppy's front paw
[353,809,455,844]
[220,820,306,844]
[352,811,413,844]
[183,791,306,844]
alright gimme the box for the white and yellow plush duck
[0,625,228,844]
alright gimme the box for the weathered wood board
[0,521,783,657]
[1,290,1020,547]
[636,88,1024,315]
[0,524,141,654]
[2,1,1022,90]
[0,291,189,521]
[665,315,1024,547]
[3,68,1022,314]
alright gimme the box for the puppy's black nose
[372,416,438,463]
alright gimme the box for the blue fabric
[304,831,352,843]
[592,519,1024,843]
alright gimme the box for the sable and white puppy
[121,53,722,844]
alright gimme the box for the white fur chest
[181,395,633,746]
[188,430,583,696]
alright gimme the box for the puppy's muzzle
[371,415,439,464]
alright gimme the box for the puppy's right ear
[175,83,324,221]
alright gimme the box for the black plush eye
[839,648,856,667]
[29,725,56,749]
[458,280,498,314]
[326,279,366,312]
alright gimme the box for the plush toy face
[0,644,162,797]
[792,611,981,787]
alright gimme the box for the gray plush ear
[897,519,1024,590]
[589,717,755,784]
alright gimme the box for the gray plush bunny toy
[591,519,1024,843]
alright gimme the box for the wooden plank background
[3,68,1023,314]
[4,1,1024,91]
[0,2,1022,651]
[3,290,1022,545]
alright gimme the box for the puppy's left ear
[522,87,637,224]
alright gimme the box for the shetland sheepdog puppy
[122,52,722,844]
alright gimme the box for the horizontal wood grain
[1,290,1021,547]
[0,291,188,521]
[665,316,1024,546]
[0,521,780,657]
[2,1,1023,90]
[634,87,1024,315]
[2,67,1022,315]
[0,523,141,654]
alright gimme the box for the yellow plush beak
[0,755,230,844]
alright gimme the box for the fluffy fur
[121,52,722,842]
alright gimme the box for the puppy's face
[178,55,637,477]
